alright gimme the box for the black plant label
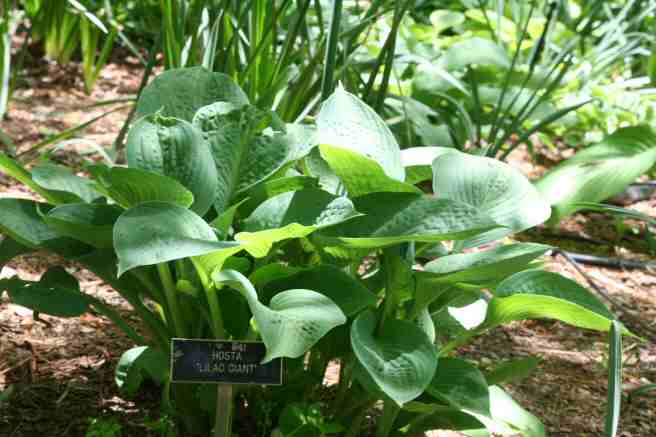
[170,338,283,385]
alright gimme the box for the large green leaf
[420,243,552,284]
[0,198,68,249]
[1,267,89,317]
[316,86,405,181]
[260,264,376,316]
[478,270,628,336]
[89,165,194,209]
[427,357,490,417]
[439,37,511,70]
[0,237,32,268]
[242,188,359,232]
[31,163,100,203]
[236,175,319,216]
[114,201,239,276]
[134,66,249,122]
[115,346,168,397]
[192,102,296,212]
[432,150,551,247]
[45,203,122,248]
[461,386,547,437]
[319,145,419,197]
[494,270,614,319]
[315,192,497,249]
[212,270,346,362]
[0,153,70,204]
[126,115,217,216]
[535,126,656,222]
[351,310,438,405]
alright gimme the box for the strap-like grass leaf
[89,165,194,209]
[114,201,239,276]
[433,150,551,248]
[212,270,346,362]
[45,203,122,248]
[536,126,656,223]
[126,115,217,216]
[134,66,249,122]
[319,144,419,197]
[317,86,405,181]
[427,357,491,417]
[315,192,498,249]
[351,310,438,405]
[605,320,622,437]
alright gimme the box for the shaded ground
[1,59,655,436]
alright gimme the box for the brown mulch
[1,59,655,437]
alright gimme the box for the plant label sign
[170,338,282,385]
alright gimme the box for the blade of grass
[320,0,343,101]
[605,320,622,437]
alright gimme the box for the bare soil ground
[1,59,655,437]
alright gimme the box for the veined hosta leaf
[432,150,551,247]
[427,357,490,417]
[237,176,319,216]
[1,267,89,317]
[482,270,629,335]
[535,126,656,222]
[260,264,376,317]
[235,189,360,256]
[317,85,405,181]
[115,346,168,397]
[401,146,456,185]
[351,311,437,405]
[89,165,194,209]
[0,198,72,250]
[439,37,511,70]
[304,147,342,194]
[192,102,296,212]
[319,145,419,197]
[126,115,217,216]
[494,270,614,319]
[31,163,100,203]
[0,153,71,204]
[420,243,552,284]
[114,201,239,276]
[212,270,346,362]
[45,203,122,248]
[242,189,359,232]
[315,192,497,249]
[135,66,249,122]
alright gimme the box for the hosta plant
[0,67,628,436]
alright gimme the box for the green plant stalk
[157,262,187,338]
[605,320,622,437]
[191,258,226,340]
[376,398,400,437]
[320,0,343,102]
